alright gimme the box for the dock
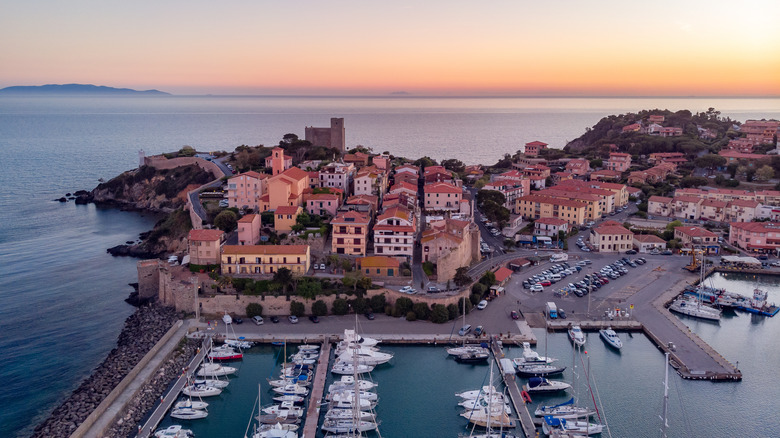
[489,337,537,438]
[301,341,331,438]
[137,337,211,438]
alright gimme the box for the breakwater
[31,305,178,438]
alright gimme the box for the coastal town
[40,111,780,438]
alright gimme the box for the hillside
[0,83,169,95]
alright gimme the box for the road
[188,157,232,225]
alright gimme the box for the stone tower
[271,147,285,176]
[330,118,345,153]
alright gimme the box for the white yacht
[170,406,208,420]
[542,415,604,436]
[197,363,237,377]
[321,419,378,434]
[272,395,305,404]
[669,295,721,321]
[182,383,222,397]
[328,376,377,392]
[512,342,557,365]
[599,327,623,349]
[568,326,586,347]
[224,338,254,349]
[327,396,375,411]
[324,408,376,421]
[326,388,378,401]
[252,422,298,438]
[261,402,304,416]
[271,384,309,396]
[326,392,378,409]
[523,377,571,394]
[330,361,375,375]
[456,386,499,399]
[460,406,516,428]
[174,398,208,410]
[336,346,393,366]
[535,398,596,419]
[154,425,194,438]
[446,344,490,357]
[193,378,229,389]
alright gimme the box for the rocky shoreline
[32,305,180,438]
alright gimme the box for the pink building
[534,217,568,237]
[524,141,548,157]
[565,159,591,177]
[729,221,780,254]
[373,206,416,259]
[237,214,261,246]
[227,171,268,211]
[674,226,720,254]
[424,182,462,211]
[265,147,292,175]
[306,193,340,217]
[605,152,632,172]
[188,229,224,265]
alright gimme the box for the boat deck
[301,341,331,438]
[490,337,537,438]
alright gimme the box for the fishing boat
[298,344,320,352]
[542,416,604,436]
[567,325,586,347]
[535,398,596,419]
[223,337,254,349]
[669,295,721,321]
[330,361,375,375]
[512,342,557,366]
[154,425,194,437]
[515,363,566,377]
[197,363,237,377]
[523,377,571,394]
[454,350,490,363]
[170,406,208,420]
[598,327,622,350]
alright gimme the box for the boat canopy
[553,397,575,408]
[544,415,564,427]
[528,377,547,388]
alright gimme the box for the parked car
[661,250,673,255]
[427,286,440,293]
[364,312,375,320]
[477,300,488,310]
[288,315,299,324]
[511,310,519,320]
[308,315,320,323]
[558,309,567,319]
[539,280,552,286]
[232,316,243,324]
[625,249,637,255]
[270,315,280,323]
[531,284,544,292]
[473,326,484,337]
[458,324,472,336]
[399,286,416,294]
[319,263,326,270]
[251,316,264,325]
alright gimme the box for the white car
[530,284,544,292]
[399,286,415,294]
[252,316,264,325]
[477,300,488,310]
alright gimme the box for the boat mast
[660,352,669,438]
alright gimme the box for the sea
[0,95,779,437]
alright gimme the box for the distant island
[0,83,170,95]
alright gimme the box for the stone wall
[436,224,480,282]
[137,259,162,300]
[144,155,222,177]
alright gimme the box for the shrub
[332,298,349,315]
[447,303,460,320]
[290,301,305,317]
[406,311,418,322]
[413,302,431,320]
[369,294,387,313]
[458,297,473,315]
[470,293,483,306]
[471,283,487,296]
[394,297,413,316]
[312,300,328,316]
[246,303,263,318]
[430,304,449,323]
[349,297,369,314]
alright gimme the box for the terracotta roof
[674,226,717,238]
[593,225,633,235]
[279,167,309,181]
[222,244,308,255]
[188,229,224,241]
[517,195,587,209]
[700,199,728,208]
[238,214,259,223]
[275,206,301,215]
[633,234,666,243]
[493,267,513,283]
[358,256,400,268]
[390,181,418,192]
[232,171,267,180]
[307,193,339,201]
[395,164,419,173]
[609,152,631,158]
[525,141,548,146]
[649,195,673,203]
[377,206,411,222]
[425,182,460,194]
[600,220,624,227]
[332,211,371,224]
[535,217,568,226]
[730,222,780,232]
[673,195,703,204]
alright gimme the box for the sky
[1,0,779,96]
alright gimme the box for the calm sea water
[1,95,779,437]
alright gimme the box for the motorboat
[321,419,378,434]
[460,398,512,415]
[224,338,254,349]
[256,413,301,425]
[170,406,208,420]
[460,407,516,428]
[535,398,596,419]
[456,386,499,399]
[272,395,305,404]
[512,342,557,365]
[298,344,320,352]
[340,329,380,348]
[568,326,586,347]
[269,375,311,388]
[271,384,309,396]
[599,327,623,349]
[515,363,566,377]
[324,408,376,421]
[454,351,490,363]
[326,388,378,401]
[326,392,377,408]
[261,402,305,416]
[251,422,298,438]
[446,344,489,357]
[327,396,375,411]
[337,346,393,366]
[669,295,721,321]
[182,383,222,397]
[542,415,604,436]
[154,425,194,438]
[174,398,208,410]
[330,361,375,375]
[328,376,377,392]
[208,345,243,361]
[193,378,229,389]
[197,363,237,377]
[523,377,571,394]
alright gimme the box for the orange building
[331,211,371,255]
[188,229,225,265]
[274,205,302,232]
[259,167,309,211]
[221,244,310,275]
[237,214,261,246]
[524,141,548,157]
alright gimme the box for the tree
[312,300,328,316]
[679,176,708,188]
[413,302,431,320]
[394,297,414,316]
[727,163,739,179]
[296,279,322,300]
[470,293,483,305]
[349,297,369,314]
[413,156,438,168]
[477,190,506,207]
[430,304,449,323]
[441,158,465,174]
[282,133,298,143]
[756,165,775,182]
[666,220,683,232]
[481,200,510,228]
[694,154,726,170]
[290,300,305,317]
[745,167,756,182]
[246,303,263,318]
[447,303,460,320]
[332,298,349,315]
[214,210,238,232]
[369,294,387,313]
[479,271,496,286]
[273,268,294,296]
[590,158,603,168]
[471,282,487,296]
[458,297,473,314]
[453,267,472,287]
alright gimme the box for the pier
[489,337,537,438]
[137,337,211,438]
[301,341,331,438]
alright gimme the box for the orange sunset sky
[1,0,778,96]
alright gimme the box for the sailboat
[542,416,604,436]
[247,384,298,438]
[460,364,516,428]
[448,295,490,357]
[535,398,596,420]
[669,256,721,321]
